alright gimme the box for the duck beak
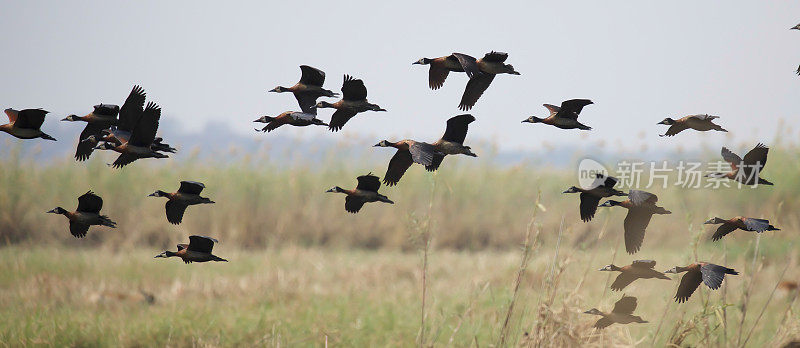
[325,188,336,193]
[510,71,521,75]
[521,118,531,123]
[154,253,166,258]
[46,209,58,214]
[60,117,71,121]
[268,88,278,93]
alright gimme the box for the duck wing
[77,191,103,213]
[75,123,107,161]
[452,53,480,78]
[610,273,636,291]
[711,223,738,241]
[341,75,367,101]
[579,192,601,222]
[111,153,138,168]
[14,109,48,129]
[742,143,769,174]
[118,85,146,132]
[69,221,90,238]
[356,174,381,192]
[628,190,657,206]
[328,109,357,132]
[743,218,770,232]
[662,123,689,137]
[425,154,445,172]
[441,114,475,144]
[623,208,653,254]
[178,181,205,195]
[345,196,366,213]
[299,65,325,87]
[593,317,614,329]
[458,73,494,111]
[674,270,703,303]
[632,260,657,268]
[481,51,509,63]
[129,102,161,147]
[383,150,413,186]
[612,295,637,314]
[188,235,218,253]
[721,147,742,172]
[165,200,189,225]
[408,142,438,166]
[700,263,737,290]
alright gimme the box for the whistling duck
[426,114,477,171]
[412,55,465,90]
[599,260,670,291]
[563,174,627,222]
[94,102,169,168]
[599,190,672,254]
[522,99,594,130]
[657,114,727,137]
[326,173,394,213]
[63,104,119,161]
[1,108,56,141]
[269,65,338,114]
[705,143,773,185]
[154,235,227,264]
[452,51,520,111]
[665,262,738,303]
[704,216,780,241]
[583,295,647,329]
[149,181,215,224]
[316,75,386,131]
[254,111,327,132]
[374,139,443,186]
[47,191,116,238]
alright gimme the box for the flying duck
[599,260,670,291]
[62,104,119,161]
[426,114,477,171]
[154,235,227,263]
[583,295,648,329]
[47,191,116,238]
[94,102,169,168]
[657,114,727,137]
[149,181,215,224]
[704,216,780,241]
[452,51,520,111]
[269,65,338,114]
[326,173,394,213]
[563,174,627,222]
[254,111,327,132]
[1,108,56,141]
[522,99,594,130]
[412,54,465,90]
[599,190,672,254]
[374,139,442,186]
[706,143,772,185]
[665,263,738,303]
[316,75,386,132]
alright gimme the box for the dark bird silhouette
[599,190,672,254]
[426,114,478,171]
[705,143,772,185]
[704,216,780,241]
[47,191,116,238]
[326,173,394,213]
[62,104,119,161]
[149,181,215,224]
[374,139,443,186]
[522,99,594,130]
[657,114,727,137]
[563,174,627,222]
[452,51,520,110]
[599,260,670,291]
[665,262,738,303]
[316,75,386,131]
[154,235,227,264]
[94,102,169,168]
[254,111,327,132]
[792,23,800,30]
[412,55,464,90]
[583,295,648,329]
[1,108,56,141]
[269,65,338,114]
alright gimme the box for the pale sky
[1,1,799,153]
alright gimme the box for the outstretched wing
[623,208,653,254]
[356,174,381,192]
[14,109,48,129]
[579,192,601,222]
[77,191,103,213]
[383,150,413,186]
[345,196,366,213]
[720,147,742,172]
[700,264,737,290]
[129,102,161,147]
[458,73,495,111]
[675,270,703,303]
[612,296,637,315]
[165,200,188,224]
[341,75,368,101]
[743,218,770,232]
[118,85,146,132]
[188,235,218,253]
[299,65,325,86]
[742,143,769,174]
[178,181,205,195]
[452,53,480,78]
[610,273,636,291]
[559,99,593,116]
[75,123,106,161]
[628,190,657,206]
[631,260,657,268]
[408,142,438,166]
[481,51,508,63]
[663,123,689,137]
[711,223,738,241]
[441,114,475,144]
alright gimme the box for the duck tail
[213,256,228,262]
[577,124,592,131]
[715,126,728,132]
[379,195,394,204]
[100,215,117,228]
[40,133,57,141]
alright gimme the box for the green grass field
[1,142,800,347]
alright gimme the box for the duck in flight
[254,111,327,132]
[704,216,780,241]
[563,174,627,222]
[599,190,671,254]
[522,99,593,130]
[425,114,477,172]
[705,143,772,186]
[326,173,394,213]
[149,181,215,224]
[154,235,227,264]
[269,65,338,114]
[412,54,464,90]
[452,51,520,111]
[599,260,670,291]
[1,108,56,141]
[583,295,648,329]
[657,114,727,137]
[665,262,738,303]
[374,139,443,186]
[47,191,116,238]
[316,75,386,132]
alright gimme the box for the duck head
[154,251,176,258]
[664,266,684,274]
[46,207,68,215]
[658,118,676,125]
[373,140,394,148]
[61,115,81,121]
[522,116,544,123]
[598,264,620,272]
[599,200,621,208]
[326,186,345,193]
[269,86,288,93]
[93,142,116,150]
[148,190,169,198]
[315,101,335,109]
[583,308,603,316]
[562,186,581,194]
[704,217,725,224]
[413,58,432,65]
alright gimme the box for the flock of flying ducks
[0,43,789,330]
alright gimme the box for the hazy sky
[1,1,799,153]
